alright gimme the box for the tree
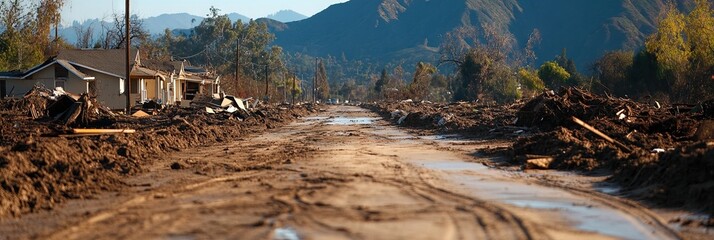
[375,69,389,94]
[592,51,634,96]
[315,60,330,100]
[684,0,714,100]
[338,79,357,100]
[408,62,436,100]
[538,61,570,89]
[74,23,96,49]
[554,48,577,75]
[440,23,521,102]
[645,4,689,93]
[100,13,149,49]
[35,0,65,55]
[518,68,544,97]
[457,49,492,101]
[0,0,44,70]
[593,51,639,96]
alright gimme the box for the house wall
[85,69,129,110]
[5,64,86,97]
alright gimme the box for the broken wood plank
[59,134,104,138]
[525,155,554,170]
[62,102,83,126]
[571,116,633,152]
[72,129,136,134]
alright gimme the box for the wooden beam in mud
[571,116,633,153]
[72,129,136,134]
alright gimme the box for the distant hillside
[227,13,251,23]
[266,10,308,23]
[144,13,202,34]
[60,12,252,43]
[269,0,693,70]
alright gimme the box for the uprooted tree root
[0,96,313,218]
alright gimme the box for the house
[140,59,221,107]
[0,49,220,110]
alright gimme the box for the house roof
[58,49,139,78]
[132,66,164,78]
[0,49,217,83]
[0,71,23,79]
[140,59,183,73]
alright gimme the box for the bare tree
[73,22,95,49]
[103,13,149,49]
[439,25,478,67]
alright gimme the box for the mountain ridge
[269,0,693,70]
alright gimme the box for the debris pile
[0,87,312,217]
[513,87,702,170]
[615,142,714,213]
[365,87,714,214]
[508,88,712,214]
[363,101,521,138]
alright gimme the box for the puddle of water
[292,116,330,126]
[593,184,621,195]
[504,199,655,239]
[327,117,379,125]
[421,161,488,171]
[436,167,670,240]
[273,227,300,240]
[420,134,461,140]
[302,116,330,121]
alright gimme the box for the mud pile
[512,88,713,214]
[615,142,714,213]
[363,101,521,138]
[0,90,312,217]
[365,88,714,214]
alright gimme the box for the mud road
[1,106,683,239]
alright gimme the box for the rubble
[366,87,714,214]
[363,101,521,138]
[0,86,313,217]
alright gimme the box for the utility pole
[313,57,317,103]
[125,0,131,114]
[291,70,296,106]
[264,64,269,102]
[234,38,241,97]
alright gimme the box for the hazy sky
[60,0,348,25]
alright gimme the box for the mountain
[266,10,308,23]
[227,13,251,23]
[269,0,693,70]
[144,13,203,34]
[59,11,253,44]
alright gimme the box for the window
[120,78,125,94]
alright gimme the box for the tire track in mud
[41,106,549,240]
[34,105,680,240]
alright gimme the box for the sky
[60,0,348,25]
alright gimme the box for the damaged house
[0,49,220,110]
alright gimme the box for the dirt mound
[365,88,714,215]
[518,88,647,130]
[363,101,521,138]
[0,89,312,217]
[514,88,713,214]
[615,142,714,213]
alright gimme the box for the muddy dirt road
[1,106,684,239]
